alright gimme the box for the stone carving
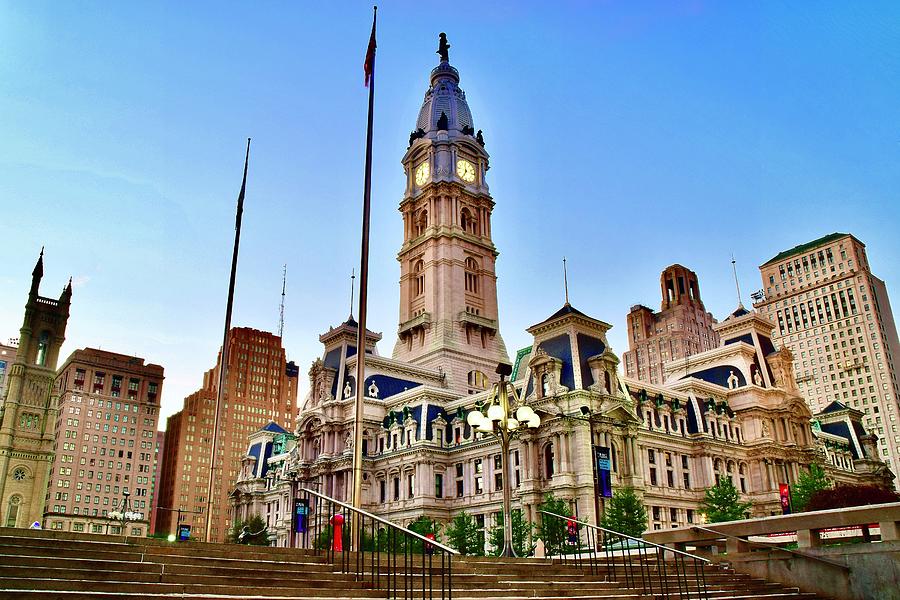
[437,32,450,63]
[753,368,763,387]
[476,130,485,146]
[368,380,380,398]
[344,381,352,399]
[727,370,739,389]
[436,111,449,131]
[761,420,771,438]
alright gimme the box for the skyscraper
[44,348,163,535]
[155,327,298,541]
[754,233,900,481]
[0,250,71,528]
[623,265,719,384]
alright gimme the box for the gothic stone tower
[392,36,508,393]
[0,250,71,527]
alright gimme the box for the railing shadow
[298,487,457,600]
[540,510,710,600]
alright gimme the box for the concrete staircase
[0,527,828,600]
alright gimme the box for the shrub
[600,486,647,538]
[700,478,752,523]
[805,484,899,512]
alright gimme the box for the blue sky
[2,1,898,426]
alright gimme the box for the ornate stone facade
[230,38,892,548]
[0,250,71,528]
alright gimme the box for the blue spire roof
[261,421,288,434]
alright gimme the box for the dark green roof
[511,346,532,381]
[762,233,851,266]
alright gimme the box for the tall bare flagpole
[205,138,251,543]
[352,6,377,529]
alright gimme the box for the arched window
[415,210,427,237]
[604,371,612,394]
[460,208,478,235]
[5,496,21,528]
[413,260,425,297]
[544,443,555,478]
[36,331,50,367]
[464,257,479,294]
[467,370,488,393]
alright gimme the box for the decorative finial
[563,257,570,306]
[437,32,450,63]
[350,268,356,320]
[278,265,286,339]
[731,254,743,308]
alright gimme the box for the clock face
[415,161,430,186]
[456,159,476,183]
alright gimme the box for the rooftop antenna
[563,257,570,306]
[349,268,356,320]
[278,264,286,338]
[731,254,744,308]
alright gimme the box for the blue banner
[295,498,309,534]
[596,446,612,498]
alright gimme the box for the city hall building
[230,37,893,548]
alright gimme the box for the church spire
[30,247,44,295]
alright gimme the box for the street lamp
[108,489,141,536]
[466,363,541,557]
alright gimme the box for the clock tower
[393,35,508,393]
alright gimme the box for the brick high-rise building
[43,349,163,535]
[623,265,719,384]
[754,233,900,481]
[148,430,165,534]
[156,327,298,541]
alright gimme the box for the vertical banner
[595,446,612,498]
[294,498,309,534]
[778,483,791,514]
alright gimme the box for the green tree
[445,511,484,556]
[537,493,572,555]
[407,515,443,553]
[700,477,752,523]
[790,464,831,512]
[600,487,647,539]
[488,509,536,557]
[227,514,269,545]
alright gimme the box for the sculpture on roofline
[437,32,450,62]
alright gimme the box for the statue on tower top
[437,32,450,63]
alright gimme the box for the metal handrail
[540,510,710,563]
[691,525,849,571]
[301,487,458,555]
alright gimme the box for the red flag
[363,8,377,87]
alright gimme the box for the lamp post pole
[467,363,541,558]
[497,374,515,558]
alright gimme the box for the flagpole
[205,138,251,543]
[352,6,376,530]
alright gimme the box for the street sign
[178,524,191,541]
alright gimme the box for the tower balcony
[398,312,432,336]
[458,310,498,334]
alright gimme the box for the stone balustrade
[644,501,900,553]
